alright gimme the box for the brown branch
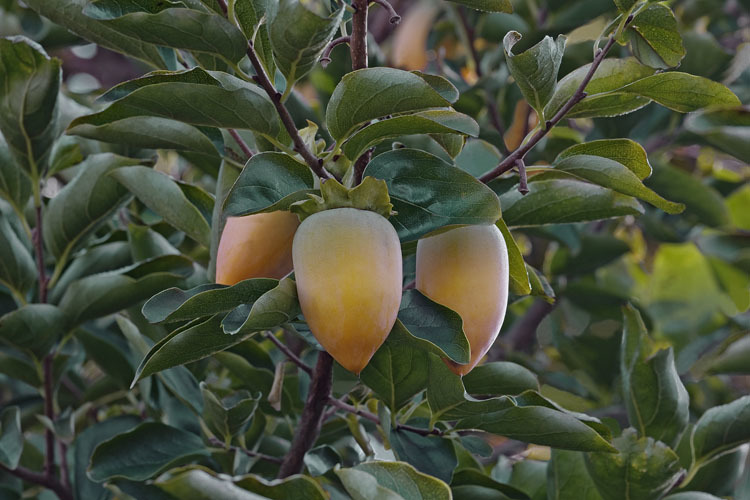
[245,43,332,180]
[351,0,369,71]
[479,35,620,184]
[277,351,334,478]
[353,148,373,184]
[320,36,351,68]
[517,158,529,195]
[33,206,47,303]
[0,464,73,500]
[228,129,254,160]
[42,354,55,478]
[208,437,283,465]
[327,397,444,436]
[261,331,313,375]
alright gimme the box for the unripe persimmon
[292,208,402,374]
[416,224,509,376]
[215,211,299,285]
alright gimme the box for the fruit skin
[416,224,509,376]
[216,211,299,285]
[293,208,402,374]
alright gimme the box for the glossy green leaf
[0,214,36,298]
[268,0,344,86]
[156,467,269,500]
[616,72,740,113]
[496,218,531,296]
[397,289,470,364]
[553,155,684,214]
[446,0,512,12]
[233,473,328,499]
[0,351,40,387]
[83,1,248,62]
[691,395,750,467]
[451,469,528,500]
[556,139,652,180]
[221,277,300,335]
[0,304,66,357]
[143,279,277,323]
[547,450,602,500]
[110,166,212,247]
[364,149,502,241]
[0,135,32,216]
[613,0,636,12]
[684,107,750,163]
[0,36,61,177]
[707,335,750,374]
[503,31,566,119]
[463,362,539,396]
[626,3,685,69]
[500,178,644,227]
[337,461,452,500]
[223,152,314,217]
[24,0,170,68]
[43,154,136,260]
[89,422,209,482]
[230,0,274,76]
[342,110,479,161]
[326,68,452,141]
[201,383,258,441]
[585,428,682,500]
[58,255,193,326]
[69,69,282,139]
[0,407,22,470]
[621,305,688,448]
[76,327,136,388]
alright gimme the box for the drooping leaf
[0,135,32,215]
[267,0,344,86]
[683,107,750,163]
[156,467,271,500]
[707,335,750,374]
[625,3,685,69]
[0,407,22,470]
[691,395,750,468]
[109,166,213,247]
[88,422,210,482]
[0,214,36,298]
[0,36,61,177]
[364,149,502,241]
[0,304,66,358]
[326,68,452,142]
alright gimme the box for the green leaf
[503,31,566,119]
[496,218,530,296]
[547,450,602,500]
[143,279,277,324]
[230,0,275,77]
[0,135,32,216]
[221,277,300,335]
[549,233,629,276]
[620,305,689,448]
[326,68,452,142]
[48,135,84,176]
[201,383,259,442]
[360,321,430,411]
[707,335,750,374]
[0,407,22,470]
[24,0,170,68]
[110,166,212,247]
[684,107,750,163]
[626,3,685,69]
[500,178,644,227]
[397,290,470,365]
[364,149,502,241]
[0,214,36,298]
[552,155,684,214]
[233,473,328,499]
[156,467,269,500]
[545,58,655,119]
[73,416,142,500]
[556,139,652,180]
[691,395,750,467]
[68,68,282,139]
[76,327,136,388]
[585,428,683,500]
[0,36,61,177]
[0,351,40,387]
[447,0,512,13]
[58,255,193,326]
[451,469,529,500]
[89,422,210,482]
[613,0,636,12]
[0,304,66,357]
[268,0,344,86]
[42,154,136,260]
[223,152,314,217]
[616,72,740,113]
[337,461,452,500]
[663,493,723,500]
[83,1,248,62]
[342,110,479,161]
[463,362,539,396]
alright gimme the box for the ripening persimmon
[215,211,299,285]
[416,224,509,376]
[292,208,402,374]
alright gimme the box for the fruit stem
[277,351,334,478]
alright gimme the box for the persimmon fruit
[292,208,402,374]
[416,224,509,376]
[215,211,299,285]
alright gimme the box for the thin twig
[320,36,351,68]
[353,148,373,185]
[228,129,254,160]
[277,352,334,478]
[208,437,283,465]
[478,35,620,183]
[517,158,529,195]
[33,206,47,303]
[0,464,73,500]
[261,331,313,375]
[42,354,55,478]
[326,397,444,436]
[372,0,401,24]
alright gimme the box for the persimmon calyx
[290,176,394,221]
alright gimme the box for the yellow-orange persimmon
[293,208,402,374]
[416,224,509,376]
[215,211,299,285]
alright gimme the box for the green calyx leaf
[291,177,394,221]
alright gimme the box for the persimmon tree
[0,0,749,499]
